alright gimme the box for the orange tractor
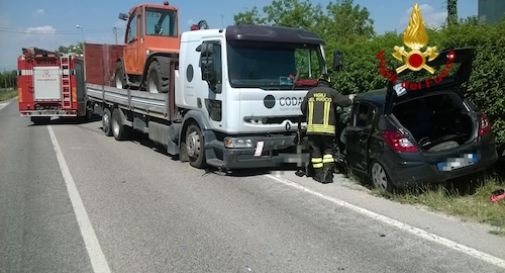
[115,1,180,93]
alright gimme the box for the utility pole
[113,27,118,44]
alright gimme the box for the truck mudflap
[204,132,307,169]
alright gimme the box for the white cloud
[35,9,45,15]
[401,3,447,30]
[26,25,56,35]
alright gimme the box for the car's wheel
[146,60,169,93]
[102,108,112,136]
[112,108,128,140]
[185,123,206,168]
[115,62,127,89]
[370,161,394,192]
[30,116,50,125]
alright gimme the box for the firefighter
[301,74,354,183]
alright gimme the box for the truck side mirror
[200,42,221,93]
[118,13,129,21]
[332,50,343,71]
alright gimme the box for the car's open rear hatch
[385,48,477,152]
[384,48,475,114]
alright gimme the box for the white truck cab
[174,25,327,168]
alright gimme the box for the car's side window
[353,103,375,128]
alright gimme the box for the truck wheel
[30,116,51,125]
[370,161,395,192]
[186,124,206,168]
[146,61,169,93]
[102,108,113,136]
[115,62,127,89]
[111,108,129,140]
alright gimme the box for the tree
[234,7,266,25]
[261,0,324,31]
[0,70,17,89]
[321,0,374,43]
[234,0,324,31]
[447,0,458,26]
[55,43,83,55]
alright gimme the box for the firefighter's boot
[321,164,334,184]
[312,168,324,183]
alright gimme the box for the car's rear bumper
[382,140,499,188]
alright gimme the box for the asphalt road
[1,100,504,273]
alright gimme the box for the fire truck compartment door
[33,66,61,100]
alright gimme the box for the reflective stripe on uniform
[312,163,323,168]
[307,124,335,134]
[311,158,322,163]
[323,154,334,163]
[308,99,314,127]
[323,101,330,126]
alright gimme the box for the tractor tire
[146,60,170,93]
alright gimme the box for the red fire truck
[16,48,87,124]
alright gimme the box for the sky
[0,0,477,71]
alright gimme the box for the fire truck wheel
[30,116,51,125]
[115,62,127,89]
[146,61,169,93]
[112,108,129,140]
[102,108,113,136]
[186,123,206,169]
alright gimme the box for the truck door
[199,40,224,129]
[345,102,376,172]
[124,11,140,75]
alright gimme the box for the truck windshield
[227,42,325,90]
[145,9,177,37]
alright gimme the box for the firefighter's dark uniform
[301,79,352,183]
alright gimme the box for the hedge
[327,20,505,155]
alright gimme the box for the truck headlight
[224,137,254,149]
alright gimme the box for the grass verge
[0,88,18,101]
[374,172,505,236]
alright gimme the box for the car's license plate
[436,153,478,171]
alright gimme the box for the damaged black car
[343,48,498,191]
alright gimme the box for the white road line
[265,174,505,270]
[0,102,10,111]
[48,126,112,273]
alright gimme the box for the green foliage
[376,176,505,236]
[55,43,83,55]
[0,88,17,101]
[447,0,458,26]
[233,7,266,25]
[0,70,17,89]
[321,0,374,43]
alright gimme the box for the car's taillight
[383,130,419,153]
[479,112,491,137]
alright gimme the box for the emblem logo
[392,3,439,74]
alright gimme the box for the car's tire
[115,62,127,89]
[111,108,129,140]
[185,123,206,169]
[30,116,50,125]
[102,108,113,136]
[146,60,169,93]
[370,161,395,192]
